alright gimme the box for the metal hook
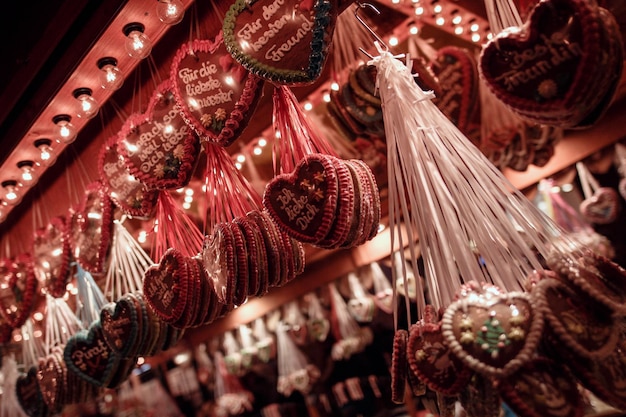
[355,2,388,52]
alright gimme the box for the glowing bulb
[452,15,462,25]
[470,23,480,32]
[17,161,37,186]
[389,36,399,46]
[53,114,77,143]
[236,154,246,163]
[73,88,99,119]
[322,92,331,102]
[253,147,262,155]
[257,138,267,147]
[123,23,152,59]
[34,139,57,167]
[156,0,185,25]
[433,4,442,13]
[454,26,464,35]
[471,33,481,42]
[415,6,424,15]
[330,82,340,91]
[409,25,419,35]
[303,102,313,111]
[97,57,124,90]
[435,17,445,26]
[2,181,21,206]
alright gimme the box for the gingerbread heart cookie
[118,80,199,190]
[69,181,114,274]
[497,356,584,417]
[264,153,339,244]
[101,295,140,358]
[579,187,621,225]
[480,0,613,127]
[64,322,125,388]
[430,46,479,134]
[17,366,48,417]
[32,215,71,298]
[407,306,473,395]
[98,132,158,219]
[223,0,338,86]
[0,254,37,329]
[143,248,189,324]
[171,34,264,146]
[533,277,619,359]
[442,290,543,378]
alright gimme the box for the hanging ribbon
[74,264,108,328]
[44,294,82,355]
[104,219,153,301]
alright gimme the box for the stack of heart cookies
[263,153,381,250]
[480,0,624,128]
[202,211,306,307]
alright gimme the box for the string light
[34,138,57,167]
[17,161,37,186]
[156,0,185,25]
[52,114,77,144]
[303,102,313,111]
[2,180,21,206]
[97,57,124,90]
[73,88,99,119]
[123,23,152,59]
[388,36,399,46]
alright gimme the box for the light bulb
[17,161,37,186]
[123,23,152,59]
[52,115,77,143]
[156,0,184,25]
[73,88,99,119]
[97,57,124,90]
[34,138,57,167]
[2,180,21,206]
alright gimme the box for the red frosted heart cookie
[430,46,479,134]
[480,0,615,127]
[579,187,621,224]
[98,132,158,219]
[100,295,140,358]
[0,254,37,329]
[32,215,71,298]
[497,356,584,417]
[17,366,48,417]
[264,153,339,244]
[533,276,619,359]
[143,248,189,324]
[407,305,473,395]
[170,34,264,146]
[118,80,199,190]
[202,222,237,306]
[69,181,114,274]
[442,290,543,378]
[223,0,339,86]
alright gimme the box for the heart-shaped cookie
[497,356,584,417]
[64,322,124,388]
[0,254,37,329]
[36,350,66,413]
[579,187,621,225]
[170,34,264,146]
[347,296,376,323]
[69,181,114,274]
[442,290,543,378]
[533,277,619,359]
[100,295,140,358]
[118,80,199,190]
[16,366,48,417]
[98,132,158,219]
[480,0,609,127]
[143,248,189,324]
[32,215,71,298]
[563,329,626,411]
[264,153,339,244]
[430,46,479,134]
[407,306,473,395]
[223,0,339,86]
